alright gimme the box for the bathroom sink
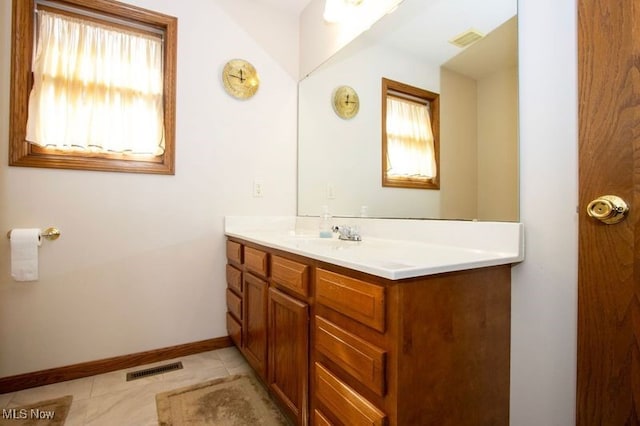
[278,235,359,251]
[224,220,524,280]
[272,234,518,278]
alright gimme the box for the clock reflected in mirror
[222,59,260,100]
[332,85,360,119]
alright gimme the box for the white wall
[511,0,578,424]
[0,0,298,377]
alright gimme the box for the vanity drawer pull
[226,312,242,347]
[315,316,386,395]
[316,269,385,332]
[226,240,243,264]
[245,247,268,277]
[226,289,242,322]
[226,264,242,295]
[315,362,386,426]
[271,255,310,297]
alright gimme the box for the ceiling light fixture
[323,0,364,23]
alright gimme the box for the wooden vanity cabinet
[312,268,389,426]
[243,271,268,378]
[268,254,312,425]
[268,287,309,425]
[226,240,311,425]
[225,238,511,426]
[225,241,243,349]
[225,241,270,381]
[313,265,511,426]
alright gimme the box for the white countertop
[225,216,524,280]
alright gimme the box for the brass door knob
[586,195,629,224]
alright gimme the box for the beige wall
[0,0,298,377]
[477,65,519,221]
[439,69,479,220]
[439,65,518,221]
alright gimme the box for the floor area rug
[0,395,72,426]
[156,374,290,426]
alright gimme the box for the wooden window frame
[381,77,440,189]
[9,0,177,175]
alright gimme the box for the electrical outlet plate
[327,183,336,199]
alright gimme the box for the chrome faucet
[332,225,362,241]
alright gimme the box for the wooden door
[268,287,309,426]
[577,0,640,424]
[243,273,268,379]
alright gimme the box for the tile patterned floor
[0,347,251,425]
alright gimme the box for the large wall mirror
[298,0,518,221]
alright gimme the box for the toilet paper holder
[6,227,61,241]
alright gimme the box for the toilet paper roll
[10,228,42,282]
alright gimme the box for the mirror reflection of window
[382,78,440,189]
[386,96,436,180]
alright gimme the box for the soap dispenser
[319,205,332,238]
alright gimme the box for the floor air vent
[126,361,183,381]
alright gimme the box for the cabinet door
[268,287,309,426]
[226,312,242,348]
[244,272,268,378]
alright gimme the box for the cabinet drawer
[226,240,243,264]
[315,363,386,426]
[271,255,310,297]
[316,269,386,332]
[315,316,386,395]
[245,247,268,277]
[226,288,242,322]
[226,264,242,294]
[226,312,242,347]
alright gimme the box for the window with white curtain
[9,0,177,174]
[382,78,440,189]
[27,10,165,155]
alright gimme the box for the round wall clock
[332,85,360,119]
[222,59,260,99]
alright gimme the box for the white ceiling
[252,0,516,78]
[372,0,516,68]
[253,0,312,16]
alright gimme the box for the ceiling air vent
[449,29,485,48]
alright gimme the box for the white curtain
[386,96,437,179]
[26,10,164,155]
